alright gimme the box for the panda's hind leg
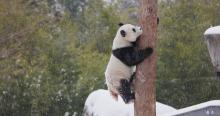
[118,79,135,104]
[129,72,136,84]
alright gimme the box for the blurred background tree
[0,0,220,116]
[157,0,220,108]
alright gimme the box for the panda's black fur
[113,46,153,66]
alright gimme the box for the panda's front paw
[144,47,153,56]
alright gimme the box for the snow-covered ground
[83,89,177,116]
[164,100,220,116]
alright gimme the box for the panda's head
[117,23,143,42]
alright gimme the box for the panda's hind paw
[122,95,135,104]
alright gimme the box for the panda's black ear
[120,30,126,37]
[118,22,124,27]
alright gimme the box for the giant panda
[105,23,153,103]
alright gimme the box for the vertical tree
[134,0,157,116]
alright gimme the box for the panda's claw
[129,72,136,83]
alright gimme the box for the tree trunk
[134,0,157,116]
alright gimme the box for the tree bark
[134,0,157,116]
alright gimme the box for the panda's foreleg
[137,47,153,61]
[118,79,135,103]
[112,47,153,66]
[128,47,153,66]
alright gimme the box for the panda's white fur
[105,24,143,100]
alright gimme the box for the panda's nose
[138,26,142,30]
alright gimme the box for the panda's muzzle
[131,35,141,47]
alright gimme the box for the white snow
[164,100,220,116]
[83,89,177,116]
[204,26,220,35]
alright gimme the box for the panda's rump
[105,55,134,93]
[105,55,133,79]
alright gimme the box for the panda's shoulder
[112,46,136,61]
[113,46,134,54]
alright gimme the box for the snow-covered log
[83,89,176,116]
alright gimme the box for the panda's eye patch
[132,28,136,32]
[120,30,126,37]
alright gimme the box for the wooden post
[134,0,157,116]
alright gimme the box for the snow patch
[83,89,177,116]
